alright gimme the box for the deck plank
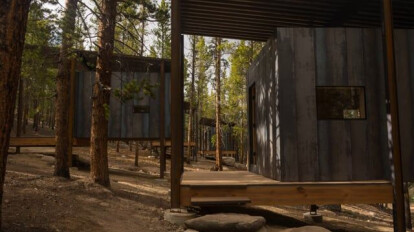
[180,171,393,206]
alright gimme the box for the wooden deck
[197,150,237,157]
[180,171,394,206]
[9,137,90,147]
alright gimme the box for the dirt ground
[3,142,414,232]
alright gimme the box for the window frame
[315,86,367,121]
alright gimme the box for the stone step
[191,196,251,206]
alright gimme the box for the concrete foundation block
[303,212,323,223]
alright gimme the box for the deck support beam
[171,0,184,208]
[382,0,406,231]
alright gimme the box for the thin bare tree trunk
[22,91,28,134]
[116,140,120,152]
[214,37,222,171]
[187,36,196,163]
[54,0,79,178]
[33,99,39,131]
[0,0,31,227]
[89,0,117,187]
[16,77,24,153]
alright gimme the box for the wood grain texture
[394,29,414,181]
[246,37,282,180]
[180,171,393,206]
[248,28,392,182]
[293,28,318,181]
[277,28,299,181]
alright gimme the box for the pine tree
[54,0,79,178]
[214,37,223,171]
[152,0,170,58]
[224,40,263,163]
[0,0,32,226]
[89,0,117,187]
[186,35,197,162]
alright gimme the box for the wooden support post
[160,60,166,178]
[67,59,75,167]
[135,141,139,167]
[382,0,406,231]
[171,0,184,208]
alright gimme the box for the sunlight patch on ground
[117,181,169,195]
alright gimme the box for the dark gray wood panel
[74,71,171,139]
[277,28,299,181]
[315,28,331,181]
[362,29,389,180]
[323,28,352,181]
[247,37,282,180]
[293,28,319,182]
[395,29,414,181]
[345,28,369,180]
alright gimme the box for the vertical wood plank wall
[395,29,414,181]
[247,38,282,180]
[246,28,414,182]
[74,72,171,139]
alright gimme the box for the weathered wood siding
[395,29,414,181]
[247,28,411,182]
[74,72,171,139]
[312,28,389,181]
[247,38,282,180]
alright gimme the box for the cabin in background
[247,28,414,182]
[74,53,171,140]
[198,117,237,158]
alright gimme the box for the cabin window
[316,86,366,120]
[133,105,150,113]
[248,84,257,165]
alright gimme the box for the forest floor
[3,123,414,232]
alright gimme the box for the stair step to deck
[191,197,251,206]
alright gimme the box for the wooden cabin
[247,28,414,182]
[170,1,412,229]
[74,51,171,140]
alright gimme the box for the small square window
[316,86,366,120]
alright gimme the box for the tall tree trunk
[214,37,222,171]
[0,0,31,227]
[54,0,79,178]
[139,14,145,56]
[16,77,24,153]
[22,90,28,134]
[90,0,117,187]
[32,99,39,131]
[187,36,196,163]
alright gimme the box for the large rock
[185,213,266,232]
[222,157,236,167]
[283,226,331,232]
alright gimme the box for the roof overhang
[180,0,414,41]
